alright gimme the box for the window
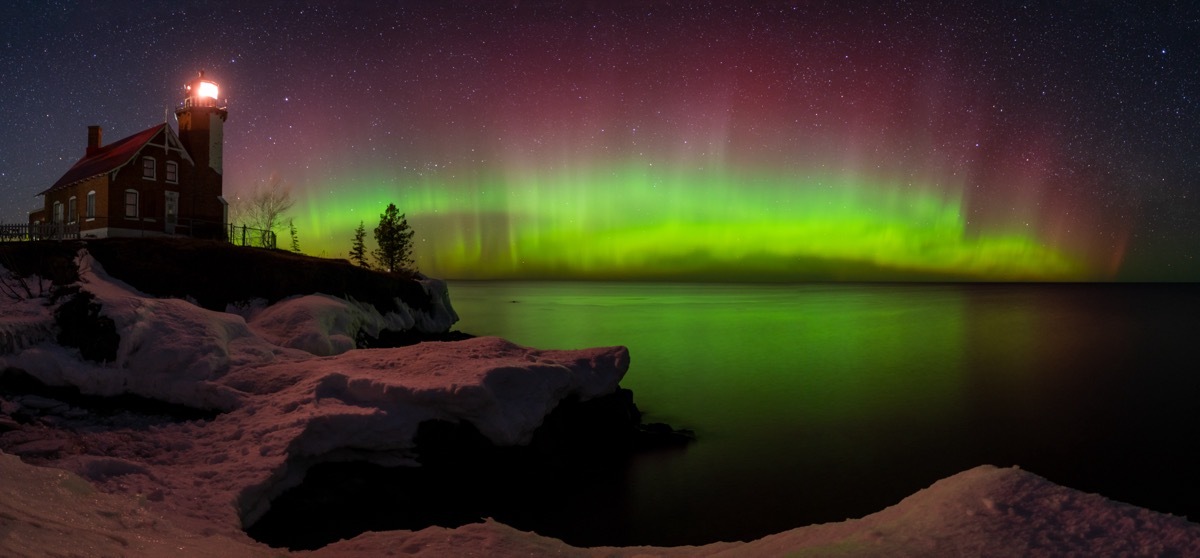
[86,191,96,219]
[166,161,178,184]
[53,202,63,224]
[124,190,139,219]
[142,157,155,180]
[67,197,77,224]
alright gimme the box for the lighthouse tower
[174,71,228,228]
[175,71,228,175]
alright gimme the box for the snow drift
[3,453,1198,557]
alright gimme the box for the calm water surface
[444,282,1200,545]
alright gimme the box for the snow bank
[236,280,457,357]
[239,274,461,356]
[246,294,406,356]
[4,451,1198,557]
[4,253,297,410]
[2,251,460,409]
[2,254,631,540]
[1,335,630,540]
[0,451,274,558]
[728,464,1200,557]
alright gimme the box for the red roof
[39,124,167,195]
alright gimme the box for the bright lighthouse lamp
[196,80,219,100]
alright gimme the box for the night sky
[2,1,1197,280]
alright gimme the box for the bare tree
[0,260,52,302]
[231,172,295,236]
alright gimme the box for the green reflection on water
[449,281,981,537]
[449,282,974,455]
[443,281,1197,544]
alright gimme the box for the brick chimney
[87,125,102,155]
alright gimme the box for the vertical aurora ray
[294,160,1095,281]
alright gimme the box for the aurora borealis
[2,2,1197,280]
[311,164,1085,280]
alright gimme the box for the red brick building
[30,72,229,238]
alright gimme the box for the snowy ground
[4,453,1199,557]
[2,253,1200,556]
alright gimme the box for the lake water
[444,282,1200,545]
[252,282,1200,548]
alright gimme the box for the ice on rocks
[247,293,414,356]
[249,294,369,356]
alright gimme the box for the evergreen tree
[372,203,415,273]
[349,220,370,268]
[288,218,301,253]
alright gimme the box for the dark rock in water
[247,388,696,551]
[524,388,694,454]
[637,421,696,449]
[409,388,693,467]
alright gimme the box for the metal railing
[227,223,276,249]
[0,222,80,242]
[0,219,275,250]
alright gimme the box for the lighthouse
[28,71,232,239]
[174,70,229,229]
[175,71,228,175]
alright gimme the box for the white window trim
[165,161,179,184]
[53,201,63,224]
[67,196,77,224]
[142,156,156,181]
[85,190,96,220]
[124,189,139,219]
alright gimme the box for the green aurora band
[297,162,1093,281]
